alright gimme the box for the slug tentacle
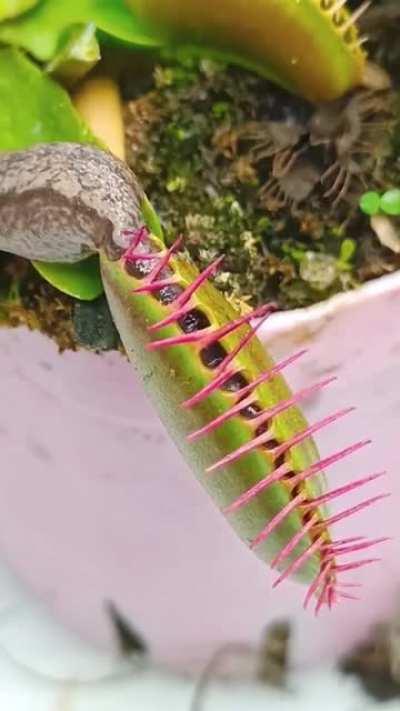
[100,226,389,612]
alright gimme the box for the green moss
[125,58,400,310]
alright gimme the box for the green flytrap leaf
[0,0,38,22]
[0,47,97,149]
[32,256,104,300]
[0,48,103,299]
[46,22,100,86]
[0,0,159,62]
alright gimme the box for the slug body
[0,143,144,263]
[0,143,386,609]
[127,0,367,102]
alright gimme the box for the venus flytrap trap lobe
[100,222,389,613]
[127,0,370,102]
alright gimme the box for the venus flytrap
[0,141,389,612]
[126,0,370,102]
[0,0,370,102]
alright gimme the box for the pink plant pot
[1,270,399,671]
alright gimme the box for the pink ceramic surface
[1,271,400,670]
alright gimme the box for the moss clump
[124,57,400,309]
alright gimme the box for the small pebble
[370,214,400,254]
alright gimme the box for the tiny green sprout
[212,101,230,119]
[338,238,356,268]
[359,191,381,216]
[380,189,400,216]
[360,189,400,218]
[166,175,187,192]
[281,243,306,264]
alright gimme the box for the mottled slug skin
[0,143,144,262]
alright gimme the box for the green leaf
[338,238,356,264]
[0,48,104,299]
[46,22,101,87]
[32,256,103,300]
[141,196,164,240]
[359,191,381,217]
[380,189,400,216]
[0,0,159,62]
[0,47,98,149]
[0,0,38,22]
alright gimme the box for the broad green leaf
[0,48,103,298]
[32,256,104,300]
[0,0,159,62]
[0,47,98,149]
[0,0,38,22]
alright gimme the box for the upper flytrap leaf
[0,49,103,298]
[0,0,159,62]
[126,0,369,102]
[0,0,38,22]
[0,0,368,101]
[0,48,97,149]
[46,22,101,87]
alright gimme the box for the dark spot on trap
[221,373,249,392]
[124,258,154,279]
[156,283,184,304]
[200,341,227,369]
[241,402,262,419]
[178,308,210,333]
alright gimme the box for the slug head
[0,143,144,262]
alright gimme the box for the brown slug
[0,142,144,263]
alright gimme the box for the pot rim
[264,269,400,336]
